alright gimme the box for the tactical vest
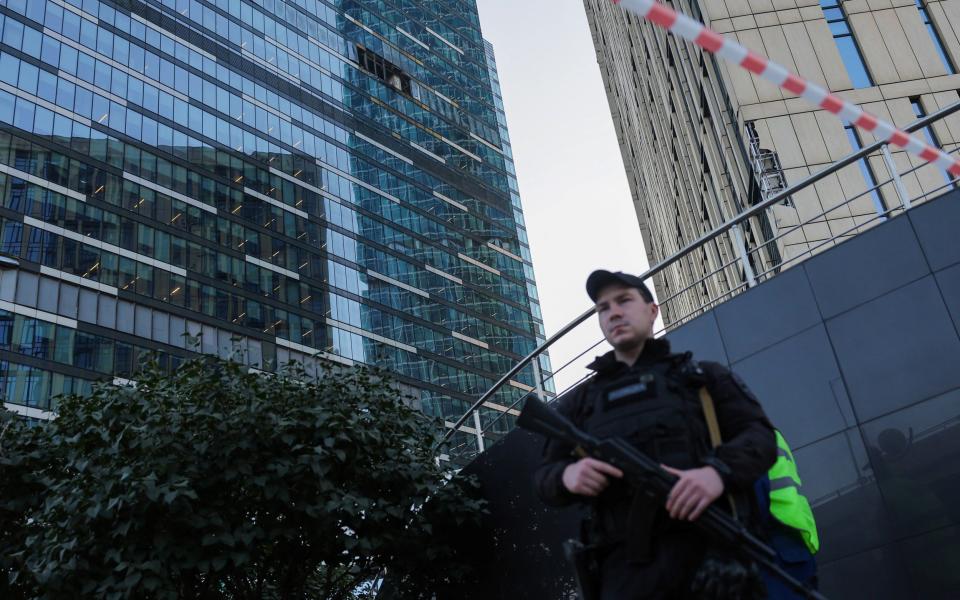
[579,355,711,554]
[768,431,820,554]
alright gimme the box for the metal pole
[472,411,485,453]
[531,357,546,401]
[881,144,912,210]
[731,224,757,287]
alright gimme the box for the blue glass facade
[0,0,550,453]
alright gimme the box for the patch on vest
[604,374,656,406]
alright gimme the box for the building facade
[0,0,550,456]
[584,0,960,326]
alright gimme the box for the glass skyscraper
[0,0,551,456]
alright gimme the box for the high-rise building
[584,0,960,325]
[0,0,551,454]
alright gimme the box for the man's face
[595,284,659,352]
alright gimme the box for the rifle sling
[698,386,739,520]
[699,387,723,449]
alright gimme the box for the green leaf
[0,354,486,598]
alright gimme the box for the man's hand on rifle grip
[662,465,725,521]
[562,457,624,497]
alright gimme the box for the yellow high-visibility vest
[769,430,820,554]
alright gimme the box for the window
[356,46,411,95]
[1,220,22,256]
[910,97,955,187]
[915,0,955,74]
[845,124,886,215]
[821,0,874,88]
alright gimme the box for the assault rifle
[518,396,829,600]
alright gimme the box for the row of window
[328,291,524,376]
[0,168,537,357]
[179,1,532,270]
[1,265,540,398]
[9,219,457,372]
[211,0,503,155]
[8,223,324,338]
[346,217,526,296]
[0,123,525,288]
[0,4,525,262]
[0,358,94,410]
[352,234,534,331]
[0,82,525,297]
[248,0,493,100]
[0,308,533,416]
[6,0,507,187]
[275,332,535,421]
[330,335,532,410]
[333,0,495,104]
[0,179,325,299]
[5,270,269,361]
[1,208,534,379]
[821,0,955,89]
[0,125,535,332]
[0,192,534,343]
[171,0,514,189]
[0,312,154,377]
[337,263,538,356]
[3,176,312,274]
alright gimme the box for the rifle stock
[519,396,829,600]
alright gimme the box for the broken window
[356,46,411,95]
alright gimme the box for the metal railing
[439,99,960,458]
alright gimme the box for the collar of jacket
[586,337,675,374]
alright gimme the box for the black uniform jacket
[533,338,777,508]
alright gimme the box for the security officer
[534,270,777,599]
[755,431,820,598]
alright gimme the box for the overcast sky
[474,0,653,392]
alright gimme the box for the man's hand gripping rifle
[518,396,828,600]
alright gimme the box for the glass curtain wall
[0,0,550,455]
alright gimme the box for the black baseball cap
[586,270,654,303]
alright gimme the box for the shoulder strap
[699,386,723,449]
[678,356,723,449]
[698,384,740,519]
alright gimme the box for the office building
[0,0,550,455]
[584,0,960,325]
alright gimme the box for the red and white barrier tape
[612,0,960,177]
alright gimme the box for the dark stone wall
[445,189,960,599]
[668,191,960,599]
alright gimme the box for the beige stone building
[584,0,960,326]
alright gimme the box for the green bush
[0,356,483,599]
